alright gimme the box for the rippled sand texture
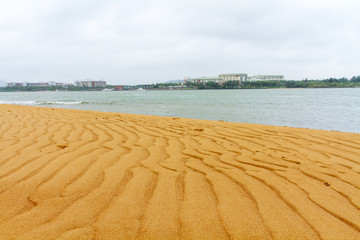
[0,105,360,240]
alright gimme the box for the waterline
[1,88,359,133]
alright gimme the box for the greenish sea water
[1,88,359,133]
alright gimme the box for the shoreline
[0,104,360,239]
[2,103,360,134]
[1,85,360,93]
[1,101,359,134]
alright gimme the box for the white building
[6,81,71,87]
[185,77,223,84]
[248,75,284,81]
[185,73,285,85]
[185,73,248,86]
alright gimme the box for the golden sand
[0,104,359,240]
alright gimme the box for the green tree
[205,81,220,89]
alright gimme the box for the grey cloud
[1,0,360,84]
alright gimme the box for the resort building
[185,73,248,86]
[75,80,107,87]
[7,82,27,87]
[219,73,247,86]
[248,75,284,81]
[27,82,49,87]
[7,81,71,87]
[184,77,223,84]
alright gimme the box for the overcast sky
[1,0,360,85]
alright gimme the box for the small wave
[39,101,118,105]
[0,100,37,105]
[0,100,83,105]
[0,100,119,106]
[80,101,117,105]
[37,101,82,105]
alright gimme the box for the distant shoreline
[1,86,360,92]
[2,77,360,91]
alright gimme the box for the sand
[0,104,359,240]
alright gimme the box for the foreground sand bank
[0,104,359,239]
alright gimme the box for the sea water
[0,88,359,133]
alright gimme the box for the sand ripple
[0,105,360,239]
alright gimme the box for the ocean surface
[0,88,359,133]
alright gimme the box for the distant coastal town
[1,72,360,91]
[2,73,282,89]
[5,80,107,88]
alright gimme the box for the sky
[1,0,360,85]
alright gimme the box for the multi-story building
[7,82,27,87]
[185,77,223,84]
[185,73,248,86]
[7,81,71,87]
[27,82,49,87]
[219,73,247,86]
[75,80,106,87]
[248,75,284,81]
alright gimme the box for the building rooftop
[219,73,247,76]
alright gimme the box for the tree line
[247,76,360,88]
[180,76,360,89]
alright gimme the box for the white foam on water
[0,100,37,105]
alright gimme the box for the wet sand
[0,104,359,239]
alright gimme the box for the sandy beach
[0,104,359,239]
